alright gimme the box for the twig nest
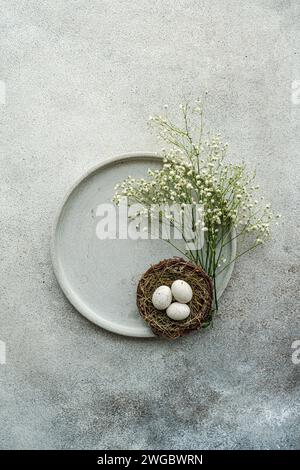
[136,257,213,339]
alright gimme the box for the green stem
[216,244,258,276]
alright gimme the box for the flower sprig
[113,99,280,310]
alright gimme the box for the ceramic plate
[51,153,236,337]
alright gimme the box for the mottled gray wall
[0,0,299,450]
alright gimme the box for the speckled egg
[166,302,191,321]
[152,285,172,310]
[171,279,193,303]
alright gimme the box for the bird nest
[136,257,213,339]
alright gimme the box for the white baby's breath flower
[114,100,277,298]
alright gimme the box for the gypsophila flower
[113,99,277,311]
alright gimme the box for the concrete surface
[0,0,299,450]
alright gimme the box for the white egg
[166,302,190,321]
[152,285,172,310]
[171,279,193,303]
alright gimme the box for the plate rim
[50,152,236,338]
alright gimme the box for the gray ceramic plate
[51,153,236,337]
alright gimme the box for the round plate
[51,153,236,337]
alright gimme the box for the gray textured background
[0,0,299,450]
